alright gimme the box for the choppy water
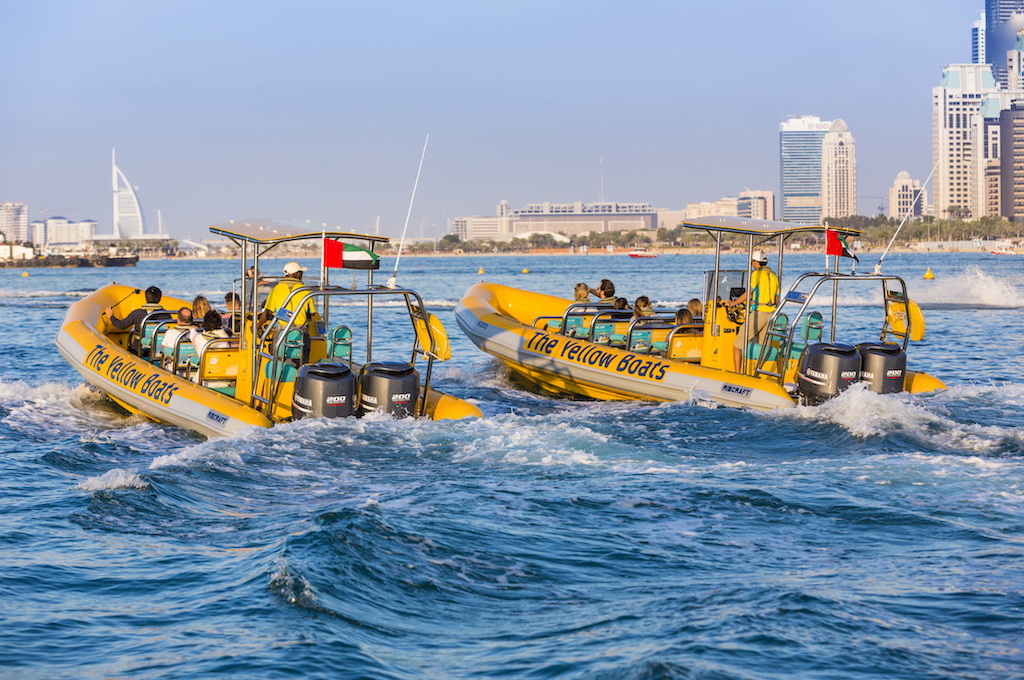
[1,252,1023,679]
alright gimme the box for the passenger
[223,291,241,334]
[725,249,779,372]
[632,296,655,320]
[687,298,703,322]
[161,307,194,367]
[573,282,590,301]
[589,279,616,303]
[245,266,272,308]
[190,309,229,358]
[192,295,212,321]
[106,285,165,355]
[674,308,701,335]
[259,261,319,329]
[613,297,628,310]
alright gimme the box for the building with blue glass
[779,115,831,224]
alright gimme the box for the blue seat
[789,311,823,359]
[327,325,353,361]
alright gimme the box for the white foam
[77,468,149,491]
[776,384,1024,454]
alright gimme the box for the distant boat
[990,249,1018,255]
[628,248,657,259]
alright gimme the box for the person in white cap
[259,261,318,328]
[724,248,779,373]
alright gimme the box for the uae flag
[323,238,380,269]
[825,228,858,261]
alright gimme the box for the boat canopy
[208,219,389,246]
[678,216,859,237]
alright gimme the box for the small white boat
[627,248,657,258]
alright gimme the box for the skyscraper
[931,64,998,219]
[111,149,145,240]
[821,120,857,220]
[779,115,831,224]
[986,0,1024,85]
[999,100,1024,220]
[973,11,987,64]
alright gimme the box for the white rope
[874,162,937,274]
[387,134,429,288]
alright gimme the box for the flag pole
[874,161,938,274]
[388,134,429,289]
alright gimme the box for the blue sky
[0,0,974,240]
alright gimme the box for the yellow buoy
[21,271,29,277]
[923,267,935,280]
[521,268,529,274]
[477,267,485,274]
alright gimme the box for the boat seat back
[629,330,653,353]
[327,325,353,361]
[591,321,626,346]
[198,339,240,390]
[789,311,823,359]
[134,311,174,355]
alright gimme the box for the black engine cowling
[359,362,420,418]
[796,343,861,405]
[856,342,907,394]
[292,362,357,419]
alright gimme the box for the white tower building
[0,202,30,242]
[821,120,857,219]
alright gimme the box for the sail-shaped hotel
[111,149,145,239]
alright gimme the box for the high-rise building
[986,0,1024,86]
[779,115,832,224]
[111,149,145,240]
[974,11,987,64]
[0,202,29,242]
[999,100,1024,220]
[888,172,927,219]
[821,120,857,219]
[932,64,999,219]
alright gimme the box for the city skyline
[1,1,974,240]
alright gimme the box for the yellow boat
[455,216,945,410]
[56,222,481,438]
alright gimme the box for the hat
[751,249,768,263]
[283,261,307,275]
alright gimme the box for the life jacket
[750,267,779,312]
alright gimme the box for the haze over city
[1,0,971,241]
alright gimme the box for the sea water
[0,252,1022,679]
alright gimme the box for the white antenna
[374,215,380,236]
[874,162,938,274]
[157,209,165,236]
[387,134,429,289]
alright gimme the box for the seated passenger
[589,279,616,303]
[613,297,628,310]
[223,291,241,335]
[573,283,590,301]
[687,298,703,322]
[674,308,701,335]
[632,296,655,320]
[106,285,165,355]
[192,295,212,321]
[161,307,194,363]
[190,310,229,357]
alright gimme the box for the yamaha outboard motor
[359,362,420,418]
[292,362,357,419]
[796,343,861,405]
[856,342,907,394]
